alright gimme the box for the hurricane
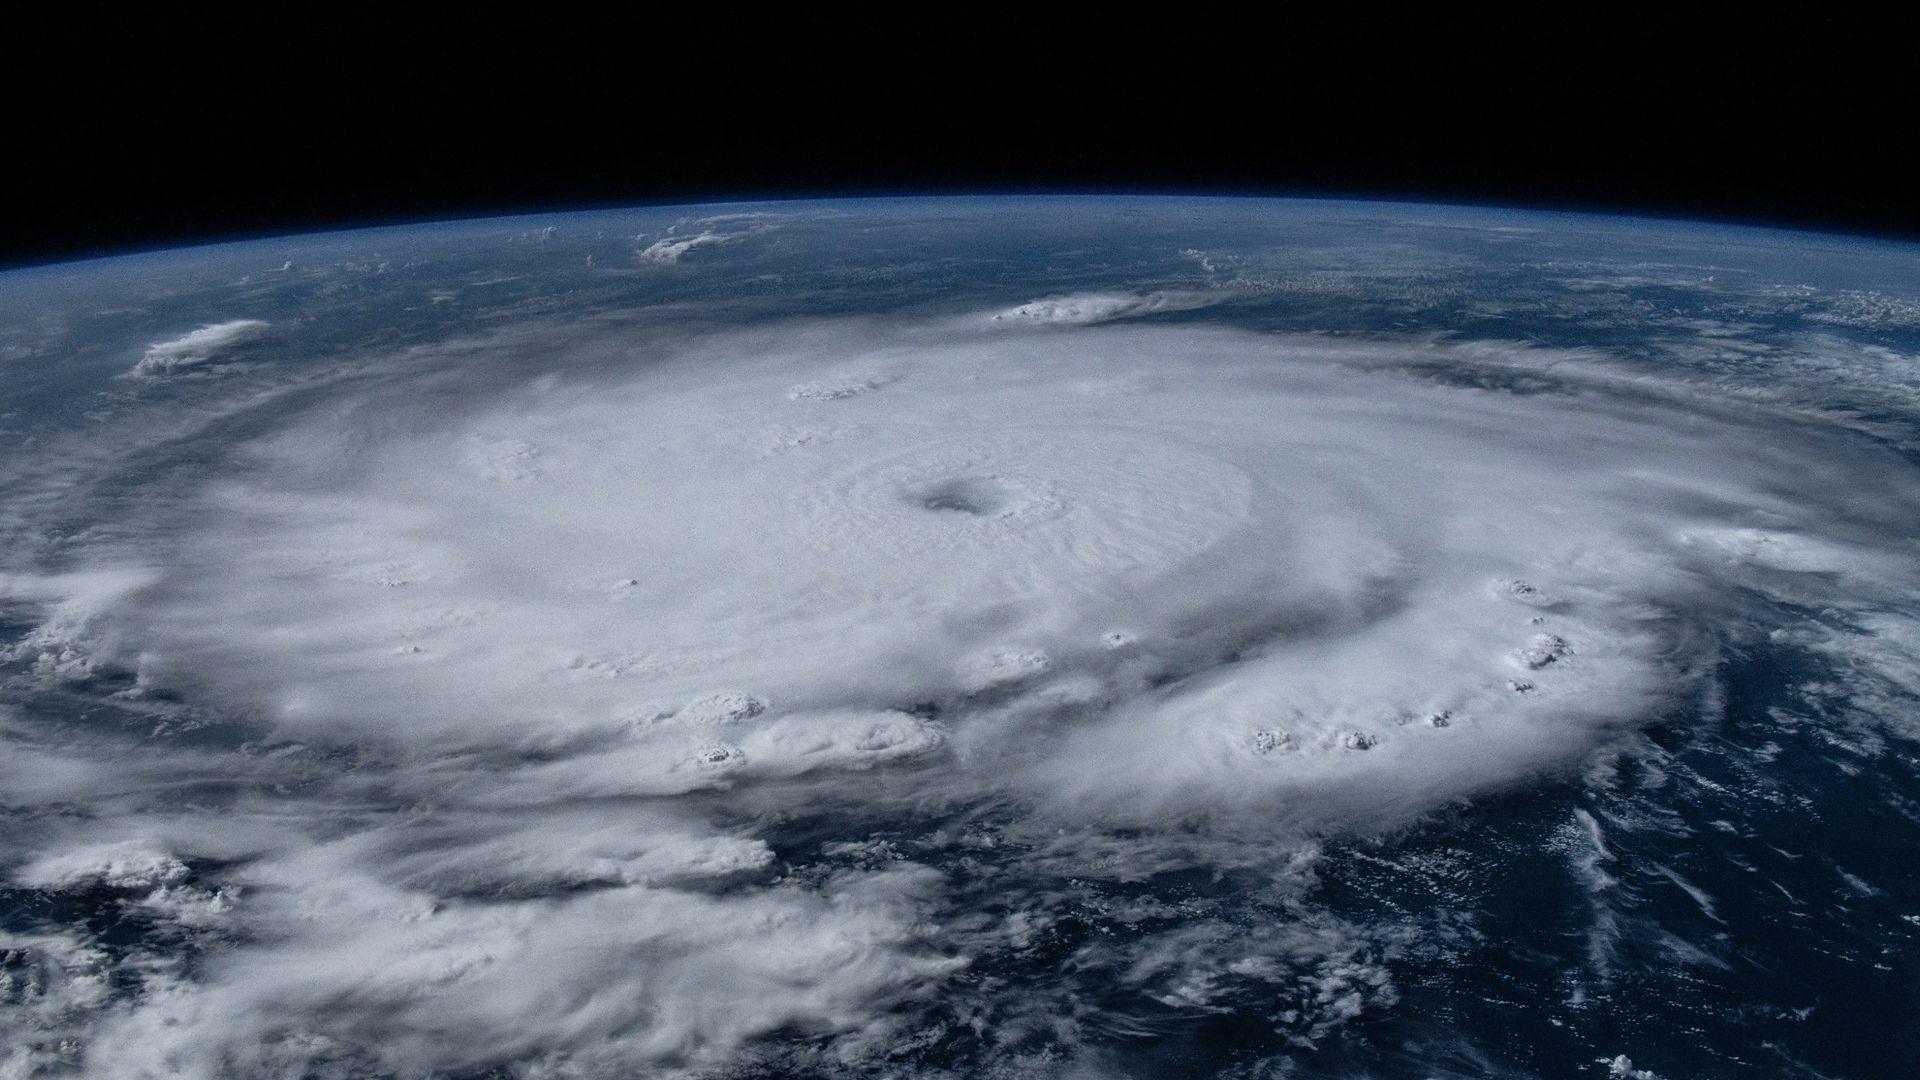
[3,198,1918,1079]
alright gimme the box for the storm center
[909,476,1018,516]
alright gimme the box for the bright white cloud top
[131,318,269,375]
[2,200,1918,1079]
[115,321,1907,825]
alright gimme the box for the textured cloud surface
[106,322,1888,825]
[4,214,1920,1077]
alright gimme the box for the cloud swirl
[4,291,1918,1076]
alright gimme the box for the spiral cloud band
[4,205,1920,1078]
[109,318,1896,826]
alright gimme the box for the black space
[4,11,1917,267]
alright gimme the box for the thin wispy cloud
[130,319,270,376]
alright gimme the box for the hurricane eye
[910,476,1015,516]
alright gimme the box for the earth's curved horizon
[2,196,1917,1079]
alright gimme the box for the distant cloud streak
[131,319,269,376]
